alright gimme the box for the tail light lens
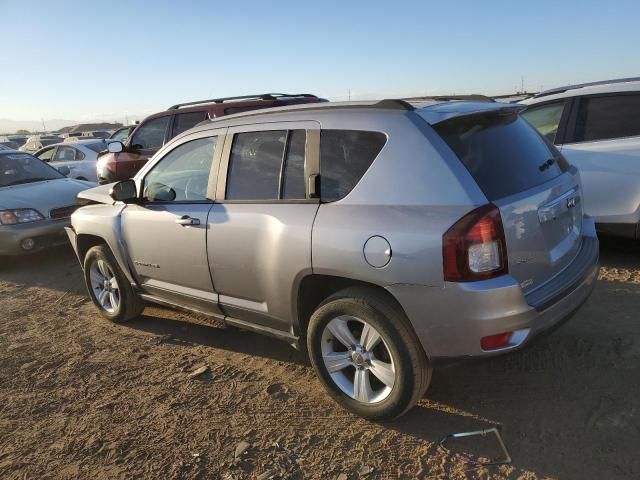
[481,332,513,351]
[443,204,508,282]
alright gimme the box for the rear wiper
[538,158,555,172]
[5,177,51,186]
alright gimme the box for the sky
[1,0,639,123]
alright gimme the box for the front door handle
[175,215,200,226]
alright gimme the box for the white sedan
[34,140,114,182]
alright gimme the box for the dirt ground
[0,237,638,480]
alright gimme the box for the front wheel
[307,287,431,420]
[83,245,144,323]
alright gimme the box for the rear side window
[571,95,640,143]
[130,116,170,150]
[320,130,386,202]
[226,131,286,200]
[434,111,566,201]
[521,101,565,143]
[226,130,308,201]
[53,146,78,162]
[172,111,209,138]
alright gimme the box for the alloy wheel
[89,259,120,314]
[320,315,396,404]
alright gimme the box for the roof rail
[374,99,415,110]
[404,94,495,103]
[168,93,320,110]
[534,76,640,98]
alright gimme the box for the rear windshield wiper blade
[538,158,555,172]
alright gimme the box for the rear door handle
[175,215,200,226]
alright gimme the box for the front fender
[70,203,138,286]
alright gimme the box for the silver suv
[67,99,599,419]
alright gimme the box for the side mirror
[107,141,124,154]
[109,179,138,203]
[57,166,71,176]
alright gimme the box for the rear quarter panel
[311,111,486,288]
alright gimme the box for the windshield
[0,152,64,187]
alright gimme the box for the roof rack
[374,99,415,110]
[534,76,640,98]
[404,94,495,103]
[168,93,321,110]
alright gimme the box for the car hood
[0,178,96,217]
[76,183,116,205]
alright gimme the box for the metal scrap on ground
[439,427,512,466]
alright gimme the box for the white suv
[520,77,640,238]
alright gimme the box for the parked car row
[3,78,637,419]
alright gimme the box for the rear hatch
[432,107,583,294]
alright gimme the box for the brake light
[443,204,508,282]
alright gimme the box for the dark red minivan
[97,93,326,183]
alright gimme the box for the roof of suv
[521,77,640,105]
[185,98,524,132]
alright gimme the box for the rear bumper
[0,219,72,256]
[387,222,599,359]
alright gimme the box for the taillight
[481,332,513,351]
[443,204,508,282]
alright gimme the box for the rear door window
[521,101,565,143]
[570,94,640,143]
[172,111,209,138]
[226,131,286,200]
[130,116,170,150]
[433,111,566,201]
[53,146,78,162]
[225,129,308,201]
[320,130,387,202]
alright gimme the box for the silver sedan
[34,139,115,183]
[0,150,94,256]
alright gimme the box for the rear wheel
[83,245,144,323]
[307,287,431,420]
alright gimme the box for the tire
[83,245,145,323]
[307,287,431,420]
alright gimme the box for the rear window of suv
[320,130,387,202]
[433,110,568,201]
